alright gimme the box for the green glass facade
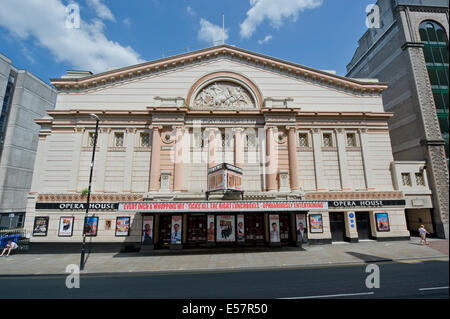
[419,20,449,164]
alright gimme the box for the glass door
[279,214,291,243]
[187,215,207,244]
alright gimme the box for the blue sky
[0,0,376,84]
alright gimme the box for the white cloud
[0,0,143,74]
[240,0,323,39]
[186,6,196,16]
[198,18,228,44]
[258,34,272,44]
[86,0,115,22]
[123,18,131,28]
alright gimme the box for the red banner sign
[118,201,328,212]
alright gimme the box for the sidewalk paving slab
[0,239,447,276]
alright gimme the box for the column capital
[358,128,368,134]
[99,127,110,133]
[335,128,345,134]
[74,127,85,133]
[311,128,321,134]
[126,127,137,134]
[232,127,244,133]
[286,126,297,131]
[150,125,163,131]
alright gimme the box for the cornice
[50,45,388,95]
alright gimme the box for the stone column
[266,126,277,191]
[30,132,49,193]
[358,128,374,190]
[335,128,351,191]
[287,126,300,191]
[69,128,84,192]
[208,128,217,169]
[234,128,243,169]
[94,128,109,192]
[123,128,136,192]
[173,126,184,191]
[149,126,162,192]
[311,128,325,191]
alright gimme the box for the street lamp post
[80,113,100,271]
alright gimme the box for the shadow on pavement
[345,251,393,263]
[112,245,306,258]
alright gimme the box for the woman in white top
[1,241,18,257]
[418,225,430,245]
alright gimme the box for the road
[0,259,448,299]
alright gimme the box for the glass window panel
[419,28,428,42]
[423,46,433,63]
[442,92,449,110]
[432,47,443,64]
[442,47,449,64]
[428,69,439,86]
[436,29,446,43]
[438,115,449,137]
[437,69,449,86]
[426,23,437,42]
[433,92,444,110]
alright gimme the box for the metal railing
[0,228,29,251]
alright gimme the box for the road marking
[278,292,375,299]
[418,286,449,291]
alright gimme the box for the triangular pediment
[51,44,387,95]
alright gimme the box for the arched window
[419,20,449,163]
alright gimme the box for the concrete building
[0,53,57,229]
[346,0,449,238]
[23,45,432,251]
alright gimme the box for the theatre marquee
[118,201,328,213]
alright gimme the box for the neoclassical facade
[24,45,425,250]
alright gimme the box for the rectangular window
[114,132,124,147]
[140,133,150,147]
[246,134,256,147]
[401,173,412,187]
[299,133,309,147]
[346,133,357,147]
[415,173,425,186]
[88,132,95,147]
[323,133,333,147]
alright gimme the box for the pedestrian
[418,225,430,245]
[1,241,18,257]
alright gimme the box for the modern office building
[23,45,432,251]
[346,0,449,238]
[0,53,57,229]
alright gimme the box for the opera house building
[23,45,433,251]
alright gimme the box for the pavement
[0,238,448,276]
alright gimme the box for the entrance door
[244,214,264,244]
[356,212,371,240]
[279,214,291,244]
[330,212,345,242]
[158,215,172,248]
[187,215,207,245]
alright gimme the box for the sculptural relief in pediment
[193,81,256,109]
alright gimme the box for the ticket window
[245,214,264,241]
[159,215,172,246]
[279,214,291,242]
[187,215,207,242]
